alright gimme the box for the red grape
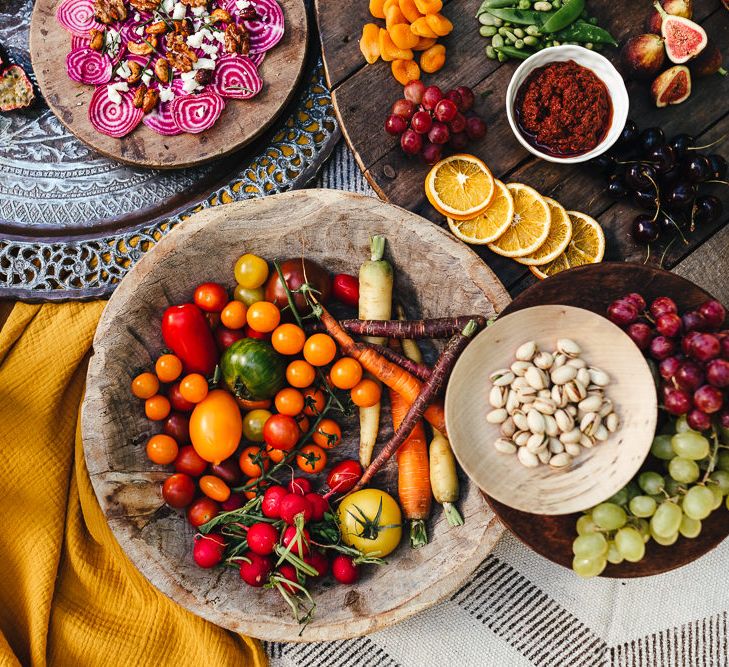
[688,333,720,362]
[675,360,705,392]
[624,293,647,311]
[455,86,475,112]
[693,384,724,414]
[449,131,469,151]
[404,80,426,104]
[719,410,729,429]
[706,358,729,388]
[608,299,639,326]
[682,310,707,333]
[649,335,675,360]
[663,386,692,415]
[650,296,678,318]
[722,336,729,360]
[385,114,407,136]
[421,141,443,165]
[428,121,450,145]
[682,330,701,355]
[626,322,653,350]
[400,129,423,155]
[434,99,458,123]
[656,312,682,338]
[466,115,488,141]
[445,89,463,109]
[421,85,444,110]
[699,300,726,328]
[449,112,467,134]
[410,110,432,135]
[391,98,415,120]
[659,356,681,380]
[686,408,712,431]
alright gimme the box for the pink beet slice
[226,0,285,53]
[56,0,103,37]
[143,79,185,135]
[66,48,113,85]
[88,85,144,137]
[210,55,262,99]
[170,91,226,133]
[248,51,265,68]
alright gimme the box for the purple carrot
[364,343,432,381]
[307,315,487,339]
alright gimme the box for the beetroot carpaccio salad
[56,0,284,137]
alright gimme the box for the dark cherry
[617,119,639,146]
[663,181,697,211]
[660,166,681,188]
[707,153,727,180]
[591,153,617,174]
[625,164,658,191]
[646,145,676,174]
[640,127,665,152]
[632,189,659,210]
[669,133,694,159]
[692,195,723,225]
[682,155,713,183]
[656,210,677,234]
[631,214,660,244]
[607,174,629,199]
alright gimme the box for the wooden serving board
[316,0,729,296]
[30,0,308,169]
[81,189,509,642]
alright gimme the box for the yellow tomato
[189,389,243,464]
[337,489,402,557]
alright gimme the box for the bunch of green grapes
[572,417,729,578]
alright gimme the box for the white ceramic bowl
[505,45,629,164]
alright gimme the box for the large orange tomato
[190,389,243,464]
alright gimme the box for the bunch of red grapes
[607,293,729,432]
[384,80,488,165]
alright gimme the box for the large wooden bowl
[81,189,509,641]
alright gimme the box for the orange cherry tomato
[145,394,171,421]
[271,323,306,355]
[194,282,228,313]
[239,445,270,477]
[242,476,269,500]
[132,372,159,399]
[246,301,281,333]
[155,354,183,383]
[294,413,310,433]
[303,333,337,367]
[350,378,382,407]
[189,389,243,464]
[302,388,326,416]
[296,444,327,474]
[179,373,209,404]
[265,445,287,464]
[274,387,305,416]
[199,474,231,502]
[146,434,179,464]
[330,357,363,390]
[312,418,342,449]
[220,300,248,329]
[286,360,316,388]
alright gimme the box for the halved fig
[654,1,706,63]
[651,65,691,107]
[646,0,693,33]
[688,43,727,78]
[621,34,666,80]
[0,65,36,111]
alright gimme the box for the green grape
[591,503,627,531]
[615,527,645,562]
[709,484,724,510]
[638,471,665,495]
[629,495,657,518]
[650,435,675,461]
[606,540,623,564]
[718,450,729,472]
[635,518,651,543]
[652,530,679,546]
[683,486,715,520]
[709,470,729,495]
[625,480,642,501]
[679,515,702,539]
[572,555,607,578]
[576,514,599,535]
[664,476,684,496]
[650,501,682,537]
[607,487,629,506]
[675,415,691,433]
[726,494,729,511]
[672,432,710,460]
[668,457,700,484]
[573,533,608,558]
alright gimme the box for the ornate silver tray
[0,0,339,300]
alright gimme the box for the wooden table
[316,0,729,299]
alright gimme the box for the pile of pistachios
[476,0,618,62]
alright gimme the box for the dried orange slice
[486,183,551,257]
[530,211,605,279]
[446,179,514,244]
[514,197,572,265]
[425,154,495,220]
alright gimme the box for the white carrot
[429,429,464,527]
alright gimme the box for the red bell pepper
[332,274,359,307]
[161,304,219,376]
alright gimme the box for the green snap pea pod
[496,44,533,59]
[560,21,618,45]
[480,25,498,36]
[541,0,583,32]
[487,7,551,24]
[477,0,519,12]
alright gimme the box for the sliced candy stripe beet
[143,79,186,135]
[88,85,144,137]
[210,55,262,100]
[245,0,285,53]
[170,91,225,133]
[56,0,103,37]
[66,48,113,85]
[248,51,265,68]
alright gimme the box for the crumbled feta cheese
[186,31,205,49]
[107,81,129,105]
[134,25,144,35]
[141,71,153,86]
[193,57,216,70]
[162,0,175,13]
[182,78,202,93]
[213,31,225,43]
[180,70,198,81]
[159,86,176,103]
[172,2,186,20]
[236,0,251,8]
[105,29,121,59]
[191,5,207,16]
[134,11,141,20]
[116,60,132,78]
[200,42,219,56]
[199,28,213,42]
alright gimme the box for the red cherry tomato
[244,324,269,340]
[163,412,191,444]
[296,444,327,474]
[187,497,220,527]
[263,414,300,451]
[168,382,195,413]
[215,326,245,351]
[332,274,359,307]
[162,473,196,508]
[326,460,363,494]
[194,282,229,313]
[161,303,219,376]
[174,445,208,477]
[210,459,243,486]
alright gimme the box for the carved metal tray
[0,0,339,301]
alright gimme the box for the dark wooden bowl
[488,262,729,578]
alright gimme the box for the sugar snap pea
[541,0,583,33]
[495,45,533,59]
[559,21,617,45]
[477,0,519,11]
[486,7,551,24]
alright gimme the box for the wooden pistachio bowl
[445,304,657,516]
[81,189,509,642]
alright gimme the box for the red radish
[239,552,272,587]
[332,555,359,584]
[332,274,360,307]
[247,522,279,556]
[325,460,362,497]
[193,533,226,568]
[66,48,112,85]
[305,492,329,521]
[304,551,329,578]
[56,0,102,37]
[262,485,288,519]
[210,55,262,100]
[88,86,144,138]
[279,493,312,524]
[171,92,225,134]
[288,477,312,495]
[282,525,310,557]
[276,563,299,594]
[221,492,245,511]
[238,0,285,53]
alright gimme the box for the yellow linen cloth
[0,303,266,667]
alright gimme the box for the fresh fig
[645,0,693,33]
[688,43,727,78]
[652,65,692,107]
[0,65,35,112]
[655,1,707,64]
[621,34,666,80]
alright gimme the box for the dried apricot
[420,43,446,73]
[360,23,381,64]
[409,16,438,38]
[413,36,437,51]
[379,28,414,61]
[398,0,422,23]
[425,13,453,36]
[383,0,398,13]
[413,0,442,14]
[389,22,419,49]
[385,4,407,29]
[392,59,420,85]
[369,0,386,18]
